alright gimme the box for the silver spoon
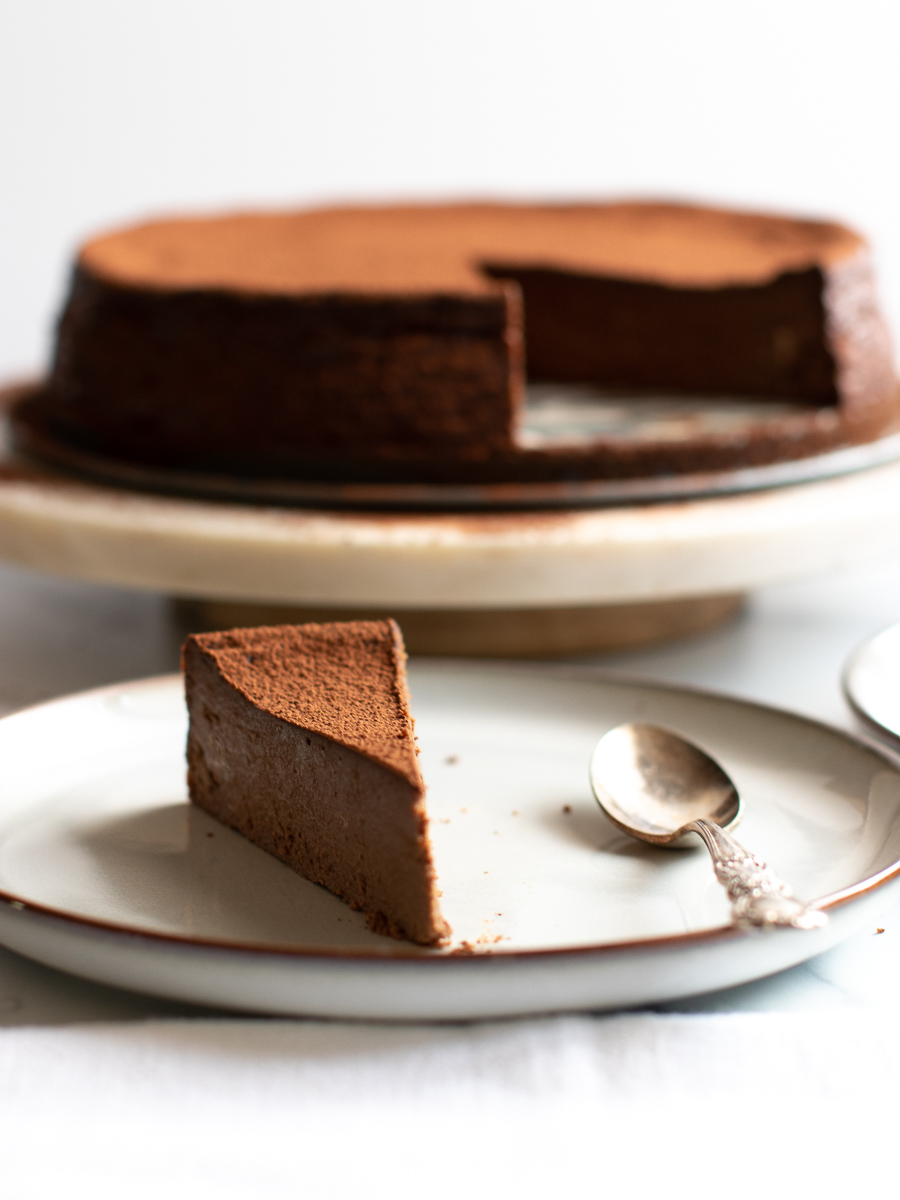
[589,723,828,931]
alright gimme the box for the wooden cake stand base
[174,593,745,657]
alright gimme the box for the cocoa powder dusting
[82,203,861,294]
[185,620,422,788]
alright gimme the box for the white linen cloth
[1,1009,897,1198]
[1,557,900,1198]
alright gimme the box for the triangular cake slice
[182,619,449,946]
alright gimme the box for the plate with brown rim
[0,662,897,1019]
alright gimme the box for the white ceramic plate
[0,663,898,1020]
[844,621,900,745]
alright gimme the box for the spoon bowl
[589,722,741,845]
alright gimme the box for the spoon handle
[685,819,828,931]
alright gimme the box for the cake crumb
[876,927,885,934]
[511,810,518,816]
[562,805,572,814]
[451,941,476,955]
[444,755,458,765]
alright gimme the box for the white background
[1,0,900,379]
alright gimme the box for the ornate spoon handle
[685,819,828,931]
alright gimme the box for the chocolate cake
[183,619,449,946]
[28,201,898,483]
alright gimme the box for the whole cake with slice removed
[183,619,449,946]
[18,200,899,486]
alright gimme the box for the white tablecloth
[3,1010,898,1198]
[1,555,899,1196]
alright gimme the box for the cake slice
[183,619,449,945]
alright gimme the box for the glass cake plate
[520,384,814,445]
[9,382,900,512]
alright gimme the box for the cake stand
[3,415,900,653]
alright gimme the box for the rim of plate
[1,665,898,964]
[842,621,900,748]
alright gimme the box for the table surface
[0,551,899,1024]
